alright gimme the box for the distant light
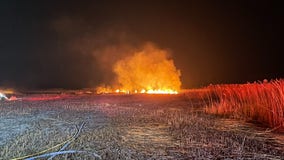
[0,92,8,100]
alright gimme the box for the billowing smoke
[51,16,140,87]
[52,16,182,92]
[114,43,181,92]
[97,43,182,94]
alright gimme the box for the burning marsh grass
[96,43,181,94]
[0,93,283,159]
[205,79,284,131]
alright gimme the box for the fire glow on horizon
[96,44,181,94]
[115,89,178,94]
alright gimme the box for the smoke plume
[97,43,182,93]
[52,16,182,92]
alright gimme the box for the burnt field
[0,93,284,160]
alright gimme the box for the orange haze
[96,44,182,94]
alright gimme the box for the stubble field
[0,93,283,159]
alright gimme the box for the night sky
[0,0,283,89]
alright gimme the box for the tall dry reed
[205,79,284,129]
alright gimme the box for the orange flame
[96,44,181,94]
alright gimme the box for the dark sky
[0,0,283,89]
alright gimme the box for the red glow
[23,95,68,101]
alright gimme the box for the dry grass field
[0,92,283,159]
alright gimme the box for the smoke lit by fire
[97,44,181,94]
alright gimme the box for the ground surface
[0,93,283,159]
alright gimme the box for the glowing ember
[146,89,178,94]
[96,43,181,94]
[113,89,178,94]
